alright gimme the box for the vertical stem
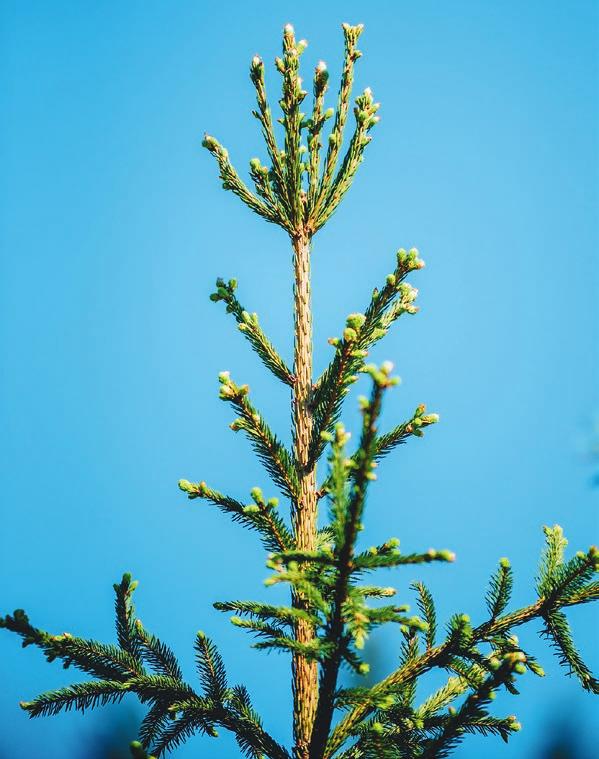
[291,232,318,758]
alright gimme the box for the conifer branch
[280,24,307,226]
[249,55,292,224]
[135,620,183,681]
[137,704,172,754]
[310,365,393,757]
[1,577,289,759]
[20,680,130,718]
[314,87,380,230]
[310,24,364,227]
[418,657,524,758]
[541,609,599,693]
[324,539,598,757]
[218,371,300,499]
[114,572,141,659]
[486,558,513,620]
[316,403,439,498]
[202,134,281,226]
[178,479,293,552]
[306,62,331,212]
[214,600,320,629]
[374,404,440,459]
[310,249,424,467]
[413,581,438,651]
[210,277,294,386]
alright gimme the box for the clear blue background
[1,1,597,757]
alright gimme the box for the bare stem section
[291,233,318,758]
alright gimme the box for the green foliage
[2,20,597,759]
[210,277,294,386]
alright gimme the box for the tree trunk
[291,233,318,758]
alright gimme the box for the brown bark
[291,233,318,758]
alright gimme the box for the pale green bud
[346,312,366,329]
[202,133,218,151]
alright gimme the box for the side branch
[324,545,599,757]
[311,24,364,225]
[317,404,439,498]
[202,135,281,225]
[218,372,299,500]
[309,248,424,466]
[310,366,393,758]
[249,55,292,222]
[178,480,293,553]
[210,277,294,386]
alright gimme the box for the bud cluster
[209,277,237,310]
[354,87,381,139]
[406,404,440,438]
[178,479,209,499]
[362,361,400,389]
[218,371,249,402]
[243,486,279,515]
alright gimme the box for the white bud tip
[364,87,372,96]
[317,60,327,71]
[381,361,394,374]
[284,23,294,34]
[252,55,261,66]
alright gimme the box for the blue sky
[1,1,597,757]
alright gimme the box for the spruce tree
[2,22,597,759]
